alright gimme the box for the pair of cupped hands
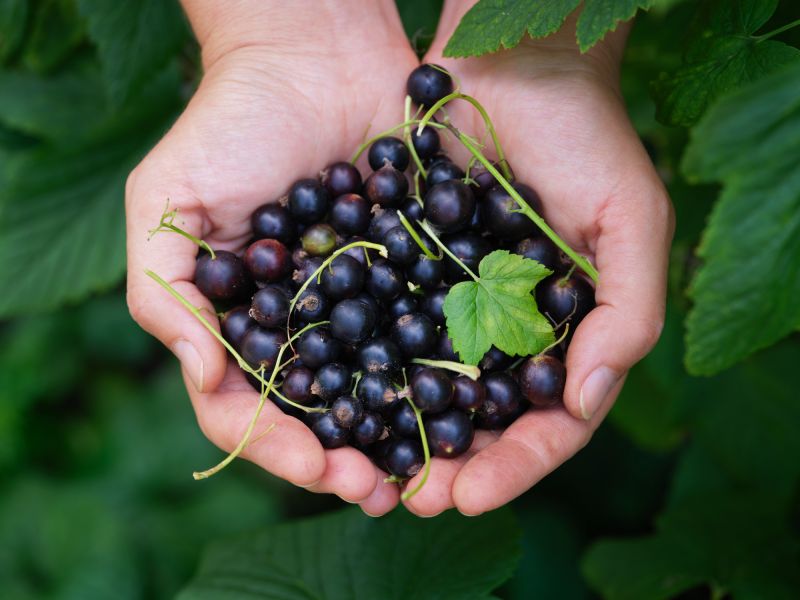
[126,0,673,517]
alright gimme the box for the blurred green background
[1,1,798,598]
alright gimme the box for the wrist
[181,0,404,69]
[434,0,628,84]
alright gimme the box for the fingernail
[172,339,204,392]
[297,479,322,489]
[417,511,444,519]
[579,366,619,420]
[458,509,482,517]
[361,508,381,518]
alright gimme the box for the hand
[398,3,674,516]
[126,0,417,516]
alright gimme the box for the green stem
[411,357,481,381]
[418,220,480,282]
[350,119,447,164]
[404,96,427,178]
[400,398,431,501]
[398,211,441,261]
[149,203,216,260]
[418,92,512,180]
[449,126,599,283]
[754,18,800,41]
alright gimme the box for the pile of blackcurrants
[189,65,595,483]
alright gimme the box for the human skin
[126,0,673,517]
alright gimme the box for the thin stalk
[404,96,427,178]
[411,357,480,380]
[400,397,431,501]
[149,202,216,259]
[448,126,599,282]
[754,18,800,41]
[398,211,441,260]
[418,220,480,282]
[418,92,512,180]
[350,119,447,164]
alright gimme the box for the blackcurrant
[288,178,330,224]
[390,401,420,438]
[424,180,476,232]
[220,306,256,351]
[407,64,453,107]
[368,137,410,172]
[282,366,315,404]
[365,259,406,300]
[292,256,324,290]
[330,298,377,344]
[329,193,371,235]
[367,208,402,242]
[535,274,596,344]
[251,203,297,245]
[436,330,460,361]
[482,182,543,241]
[340,236,377,267]
[353,412,386,446]
[391,313,437,358]
[311,362,352,401]
[420,287,448,326]
[311,413,350,449]
[452,376,486,413]
[475,372,523,429]
[296,327,342,369]
[399,196,424,222]
[387,292,419,320]
[441,232,491,284]
[426,160,465,187]
[195,251,250,302]
[331,395,364,429]
[320,161,362,197]
[364,164,408,208]
[301,223,338,257]
[479,346,514,372]
[356,337,402,374]
[411,368,453,414]
[249,285,289,328]
[386,438,424,478]
[320,254,365,300]
[514,236,562,273]
[357,372,398,413]
[425,410,474,458]
[244,239,292,283]
[411,126,441,160]
[383,225,419,265]
[470,163,502,199]
[240,327,287,372]
[518,354,566,407]
[294,288,330,323]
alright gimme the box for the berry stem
[350,119,447,164]
[418,220,480,282]
[148,202,216,260]
[418,92,512,180]
[400,397,431,501]
[404,95,427,178]
[411,357,481,381]
[398,211,442,261]
[754,18,800,41]
[444,124,600,283]
[538,324,570,356]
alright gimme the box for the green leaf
[444,0,580,58]
[77,0,187,103]
[179,507,521,600]
[0,0,28,64]
[577,0,657,52]
[443,250,553,365]
[652,0,800,127]
[444,0,659,57]
[680,61,800,375]
[21,0,84,73]
[0,66,182,317]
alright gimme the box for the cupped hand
[126,1,417,516]
[399,5,674,517]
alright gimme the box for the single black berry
[220,306,256,351]
[387,292,419,320]
[353,412,386,446]
[383,225,419,265]
[411,126,441,160]
[399,196,424,222]
[330,298,377,345]
[288,179,330,224]
[452,376,486,413]
[391,313,437,358]
[240,327,287,372]
[425,410,474,458]
[514,236,562,273]
[244,239,292,283]
[320,254,365,300]
[420,287,448,326]
[482,182,543,241]
[518,354,566,407]
[195,251,250,302]
[424,180,476,232]
[312,413,350,448]
[441,232,491,284]
[535,274,596,344]
[329,193,372,235]
[282,366,315,404]
[368,208,402,242]
[368,137,410,172]
[251,203,297,245]
[357,372,398,413]
[479,346,514,372]
[296,327,342,369]
[294,288,330,323]
[426,160,465,187]
[407,64,453,107]
[410,368,453,414]
[386,438,424,478]
[356,337,402,374]
[391,401,420,438]
[320,161,362,197]
[407,255,443,290]
[364,164,408,207]
[331,395,364,429]
[475,372,523,429]
[250,285,290,328]
[312,362,352,401]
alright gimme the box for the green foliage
[179,507,521,599]
[443,0,658,57]
[681,61,800,374]
[0,0,28,63]
[652,0,800,127]
[443,250,553,365]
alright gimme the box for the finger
[563,179,674,421]
[126,168,230,394]
[360,475,401,517]
[305,447,379,503]
[452,400,622,515]
[401,430,499,517]
[186,367,326,487]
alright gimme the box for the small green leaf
[77,0,187,103]
[443,250,553,365]
[680,61,800,375]
[577,0,657,52]
[444,0,580,58]
[179,507,521,600]
[652,0,800,127]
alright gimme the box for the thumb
[562,185,673,421]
